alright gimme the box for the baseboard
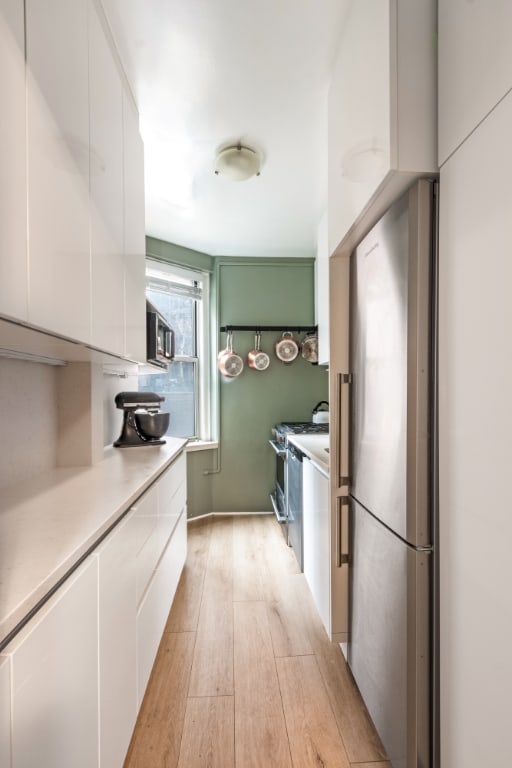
[187,510,273,526]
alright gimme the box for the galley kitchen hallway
[124,514,389,768]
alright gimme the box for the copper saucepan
[301,332,319,363]
[218,330,244,377]
[274,331,300,363]
[247,331,270,371]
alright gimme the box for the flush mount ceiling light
[214,143,261,181]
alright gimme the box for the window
[139,259,210,440]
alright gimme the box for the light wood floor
[124,514,390,768]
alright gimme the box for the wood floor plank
[233,515,273,602]
[276,654,351,768]
[188,516,234,697]
[164,519,212,633]
[234,600,292,767]
[293,577,387,763]
[349,763,391,768]
[234,600,283,718]
[124,632,195,768]
[177,696,234,768]
[235,714,292,768]
[267,573,315,658]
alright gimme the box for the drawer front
[136,510,187,704]
[158,452,186,516]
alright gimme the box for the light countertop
[0,437,187,648]
[287,433,330,477]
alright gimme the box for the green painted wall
[143,240,328,517]
[209,258,328,513]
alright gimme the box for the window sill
[185,440,219,453]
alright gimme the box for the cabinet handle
[336,373,352,488]
[336,496,350,567]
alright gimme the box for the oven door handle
[268,439,287,458]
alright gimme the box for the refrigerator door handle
[336,496,350,567]
[336,373,352,488]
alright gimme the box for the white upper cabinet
[315,212,329,366]
[438,0,512,166]
[328,0,437,255]
[123,92,147,363]
[89,1,125,356]
[26,0,91,342]
[0,0,27,322]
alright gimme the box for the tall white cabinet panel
[26,0,91,343]
[0,0,27,322]
[89,1,125,356]
[439,90,512,768]
[123,92,146,363]
[97,511,138,768]
[438,0,512,165]
[302,458,331,636]
[328,0,437,255]
[7,558,99,768]
[0,656,11,766]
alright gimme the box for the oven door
[268,440,287,524]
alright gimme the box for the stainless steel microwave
[146,300,175,368]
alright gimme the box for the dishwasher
[286,443,304,570]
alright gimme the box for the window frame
[144,258,211,441]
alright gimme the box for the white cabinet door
[0,655,11,767]
[439,90,512,768]
[123,92,146,363]
[89,1,124,356]
[8,558,99,768]
[328,0,437,255]
[302,458,331,636]
[136,509,187,706]
[26,0,91,343]
[315,212,329,366]
[97,511,138,768]
[439,0,512,165]
[0,0,27,322]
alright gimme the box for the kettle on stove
[312,400,329,424]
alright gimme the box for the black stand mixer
[114,391,170,447]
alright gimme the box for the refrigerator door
[348,497,431,768]
[350,180,433,546]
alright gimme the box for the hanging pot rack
[219,324,317,333]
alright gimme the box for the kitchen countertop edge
[0,437,187,649]
[287,433,330,476]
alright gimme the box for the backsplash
[0,358,139,489]
[0,358,58,489]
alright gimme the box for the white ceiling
[101,0,350,258]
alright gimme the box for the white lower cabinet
[303,458,331,635]
[136,509,187,705]
[302,457,348,642]
[7,557,99,768]
[0,450,187,768]
[96,511,138,768]
[0,656,11,766]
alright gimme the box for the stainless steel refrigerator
[348,179,438,768]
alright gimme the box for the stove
[272,421,329,443]
[269,422,330,558]
[279,421,330,433]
